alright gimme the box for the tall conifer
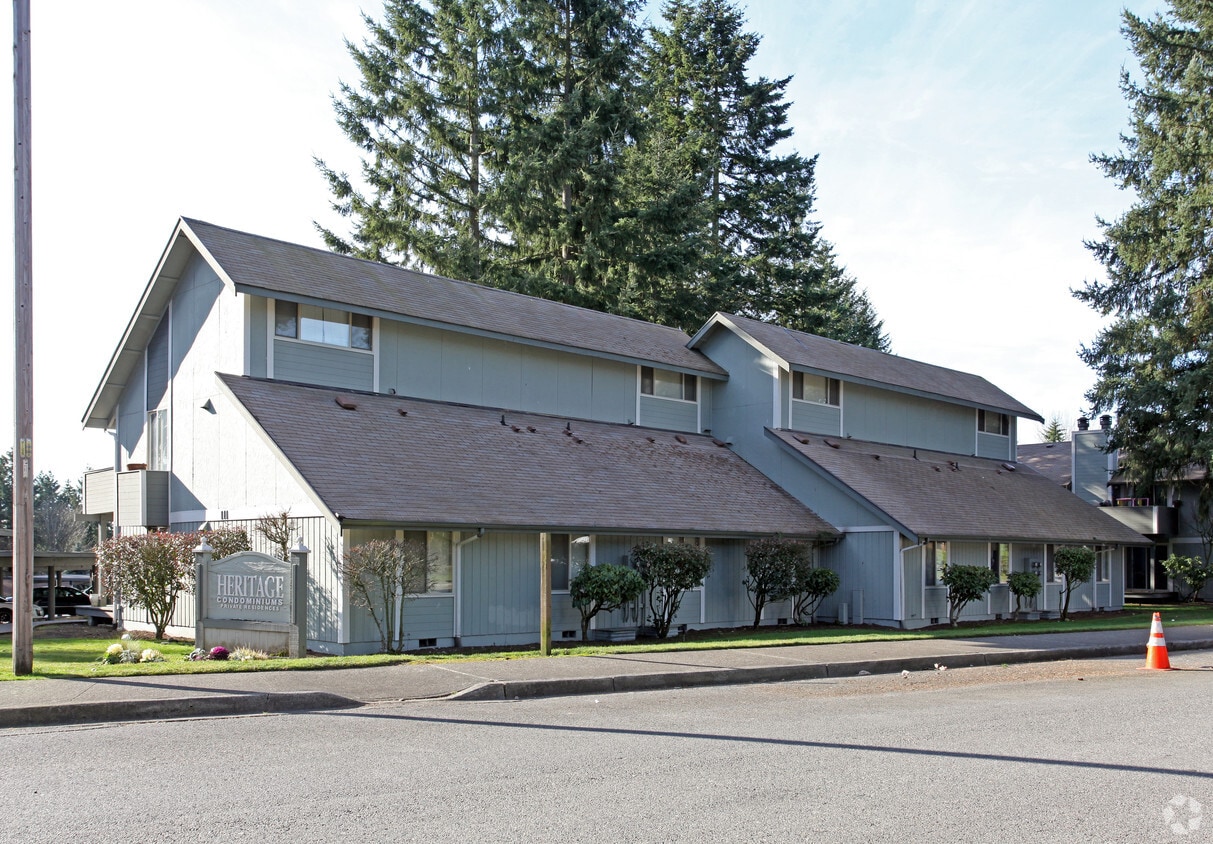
[641,0,886,347]
[1077,0,1213,500]
[493,0,642,309]
[316,0,510,282]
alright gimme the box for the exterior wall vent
[418,638,437,648]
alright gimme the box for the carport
[1,550,96,617]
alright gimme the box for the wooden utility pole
[539,532,551,656]
[12,0,34,675]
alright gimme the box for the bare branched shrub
[255,510,293,561]
[343,538,433,653]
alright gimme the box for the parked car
[32,585,92,616]
[0,597,46,625]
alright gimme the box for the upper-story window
[275,301,372,351]
[978,410,1009,436]
[641,366,697,402]
[792,371,840,406]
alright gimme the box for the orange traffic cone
[1140,611,1174,671]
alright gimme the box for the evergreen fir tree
[316,0,511,282]
[493,0,643,310]
[641,0,886,347]
[1077,0,1213,498]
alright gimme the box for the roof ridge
[183,217,698,339]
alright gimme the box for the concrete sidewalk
[2,624,1211,729]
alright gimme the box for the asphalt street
[3,651,1209,843]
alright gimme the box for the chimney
[1099,414,1112,431]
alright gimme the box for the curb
[0,691,360,730]
[3,638,1211,726]
[449,639,1213,702]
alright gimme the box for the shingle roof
[218,374,836,538]
[1016,442,1072,487]
[695,313,1040,420]
[767,430,1149,545]
[185,218,725,377]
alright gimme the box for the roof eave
[82,217,238,429]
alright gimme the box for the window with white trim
[925,540,948,585]
[990,542,1010,583]
[641,366,697,401]
[793,372,840,406]
[147,409,169,471]
[978,410,1009,436]
[550,534,591,592]
[403,530,453,593]
[275,301,373,351]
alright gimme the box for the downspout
[454,529,485,645]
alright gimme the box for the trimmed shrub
[940,564,998,627]
[1008,570,1043,612]
[1161,554,1213,602]
[1054,546,1096,621]
[792,566,840,624]
[743,538,805,628]
[569,563,645,640]
[632,542,713,638]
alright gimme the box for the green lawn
[2,603,1210,682]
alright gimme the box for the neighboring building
[82,218,1148,651]
[689,314,1147,627]
[1020,418,1211,601]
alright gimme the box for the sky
[0,0,1166,482]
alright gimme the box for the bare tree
[343,538,433,653]
[255,510,293,561]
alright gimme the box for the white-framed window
[404,530,452,593]
[275,301,373,351]
[1096,545,1110,583]
[978,409,1009,436]
[925,540,948,586]
[147,409,169,471]
[990,542,1010,583]
[641,366,697,402]
[792,371,840,406]
[550,534,591,592]
[1045,544,1063,582]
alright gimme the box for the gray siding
[818,530,896,624]
[704,539,753,627]
[273,339,374,391]
[902,547,924,624]
[638,394,699,432]
[115,470,169,528]
[116,355,146,468]
[1073,430,1112,504]
[379,321,637,424]
[460,533,540,645]
[790,399,841,435]
[702,329,882,530]
[844,383,974,453]
[146,317,170,410]
[976,432,1011,460]
[249,296,268,378]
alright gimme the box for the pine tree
[1039,414,1069,444]
[316,0,511,282]
[494,0,643,310]
[1077,0,1213,501]
[640,0,886,347]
